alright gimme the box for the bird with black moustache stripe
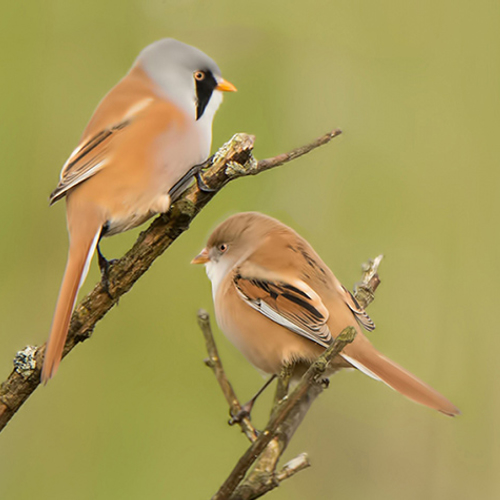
[42,39,236,382]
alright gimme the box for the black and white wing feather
[233,272,332,348]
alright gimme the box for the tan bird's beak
[215,78,237,92]
[191,247,210,264]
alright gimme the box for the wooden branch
[0,129,342,433]
[249,130,342,174]
[200,255,383,500]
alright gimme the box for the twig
[0,129,342,433]
[200,255,383,500]
[258,129,342,172]
[255,129,342,173]
[275,453,311,482]
[197,310,257,442]
[354,254,383,308]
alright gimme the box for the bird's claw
[194,168,216,193]
[228,407,251,426]
[97,249,118,300]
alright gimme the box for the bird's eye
[218,243,228,253]
[194,71,205,81]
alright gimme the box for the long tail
[41,209,102,382]
[341,344,460,416]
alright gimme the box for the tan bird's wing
[49,120,130,205]
[233,270,332,348]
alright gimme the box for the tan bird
[192,212,460,416]
[42,39,236,382]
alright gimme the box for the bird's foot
[194,160,216,193]
[97,247,118,300]
[168,158,216,202]
[228,402,253,426]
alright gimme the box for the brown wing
[340,284,376,331]
[49,120,129,205]
[233,271,332,348]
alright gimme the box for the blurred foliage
[0,0,498,499]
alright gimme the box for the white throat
[205,257,233,300]
[205,245,256,300]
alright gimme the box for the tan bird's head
[191,212,282,290]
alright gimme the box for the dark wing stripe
[348,291,362,310]
[50,120,130,204]
[66,130,111,169]
[281,283,311,299]
[281,292,325,319]
[65,121,128,173]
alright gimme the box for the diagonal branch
[0,129,342,433]
[199,255,383,500]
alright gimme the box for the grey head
[136,38,235,121]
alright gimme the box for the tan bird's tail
[341,345,460,417]
[41,212,102,382]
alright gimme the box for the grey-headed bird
[43,39,236,382]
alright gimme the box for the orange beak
[215,78,237,92]
[191,247,210,265]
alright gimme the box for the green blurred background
[0,0,498,498]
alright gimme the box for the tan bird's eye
[218,243,228,253]
[194,71,205,81]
